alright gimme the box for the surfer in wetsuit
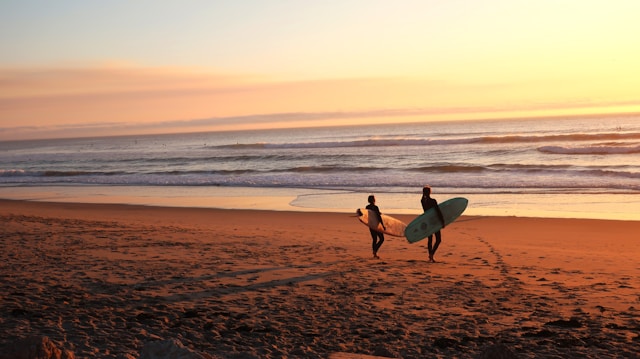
[366,195,385,259]
[421,185,445,262]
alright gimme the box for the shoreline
[1,184,639,221]
[2,199,639,357]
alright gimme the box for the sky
[1,0,640,140]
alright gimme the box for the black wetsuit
[421,195,445,259]
[366,203,385,256]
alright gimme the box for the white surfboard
[356,208,407,237]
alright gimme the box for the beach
[1,199,639,358]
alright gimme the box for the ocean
[1,115,639,220]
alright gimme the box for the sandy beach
[1,199,639,358]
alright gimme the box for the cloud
[0,108,438,140]
[6,99,640,141]
[2,65,640,140]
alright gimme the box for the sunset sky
[1,1,639,140]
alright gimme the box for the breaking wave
[539,144,640,155]
[216,132,640,150]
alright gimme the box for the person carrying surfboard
[366,195,386,259]
[421,185,445,262]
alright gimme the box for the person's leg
[374,233,384,257]
[431,231,442,261]
[370,229,378,257]
[427,235,434,261]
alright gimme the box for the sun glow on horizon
[1,1,640,140]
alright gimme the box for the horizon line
[2,110,639,142]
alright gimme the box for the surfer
[366,195,385,259]
[421,185,445,262]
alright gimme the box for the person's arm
[421,197,428,212]
[375,206,386,229]
[436,204,445,228]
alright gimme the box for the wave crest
[214,132,640,150]
[539,144,640,155]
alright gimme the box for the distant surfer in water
[366,195,385,259]
[421,186,445,262]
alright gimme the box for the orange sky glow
[1,1,640,140]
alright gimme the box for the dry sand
[1,199,639,358]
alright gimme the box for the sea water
[1,115,639,220]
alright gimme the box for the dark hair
[368,195,375,204]
[422,185,431,195]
